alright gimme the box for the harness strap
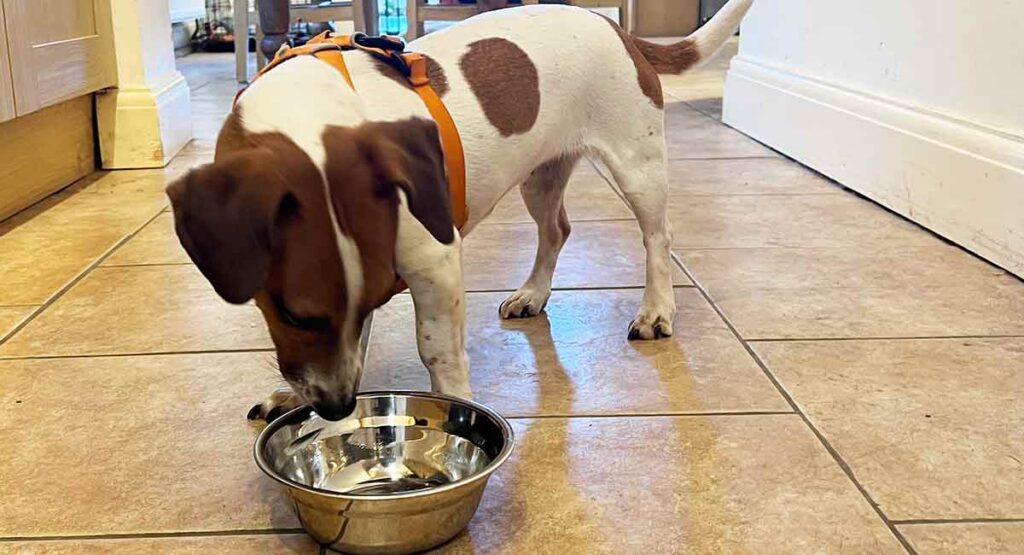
[236,33,468,230]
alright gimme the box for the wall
[723,0,1024,276]
[169,0,205,22]
[97,0,192,168]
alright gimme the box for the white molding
[723,56,1024,278]
[97,72,192,169]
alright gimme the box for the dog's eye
[273,296,331,332]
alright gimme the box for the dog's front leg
[395,199,472,399]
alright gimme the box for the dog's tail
[630,0,754,75]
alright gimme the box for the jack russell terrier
[168,0,755,421]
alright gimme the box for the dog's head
[167,115,451,420]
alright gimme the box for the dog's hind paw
[499,287,550,319]
[628,308,675,341]
[247,387,304,423]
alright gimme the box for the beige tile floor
[1,41,1022,554]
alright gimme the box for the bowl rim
[253,390,516,501]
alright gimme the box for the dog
[167,0,754,421]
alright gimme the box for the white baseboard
[723,57,1024,278]
[97,72,193,169]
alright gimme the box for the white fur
[690,0,754,66]
[237,56,368,398]
[239,1,752,403]
[394,192,472,399]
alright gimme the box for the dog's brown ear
[355,118,456,245]
[166,151,295,304]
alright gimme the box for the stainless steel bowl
[255,392,515,554]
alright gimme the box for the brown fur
[167,116,455,372]
[632,37,700,75]
[168,129,354,373]
[602,17,665,109]
[214,109,248,158]
[602,17,702,109]
[460,38,540,137]
[371,54,450,97]
[320,118,454,312]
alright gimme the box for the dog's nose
[312,397,357,421]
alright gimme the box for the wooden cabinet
[0,2,14,122]
[1,0,116,116]
[634,0,698,37]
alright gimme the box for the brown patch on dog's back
[602,17,664,109]
[371,54,449,97]
[460,38,540,136]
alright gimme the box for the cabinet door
[0,1,14,122]
[2,0,116,116]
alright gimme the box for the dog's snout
[312,399,357,421]
[309,386,357,421]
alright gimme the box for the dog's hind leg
[596,143,676,340]
[499,155,580,319]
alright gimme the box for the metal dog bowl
[255,392,515,554]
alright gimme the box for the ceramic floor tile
[686,97,724,120]
[487,165,633,224]
[164,152,213,181]
[464,221,689,290]
[753,338,1024,520]
[431,415,903,554]
[178,52,253,91]
[0,265,270,358]
[900,523,1024,555]
[0,535,317,555]
[104,213,188,267]
[0,172,168,305]
[669,193,936,249]
[681,244,1024,339]
[663,102,777,160]
[667,158,842,196]
[0,353,294,536]
[0,306,32,340]
[363,289,789,416]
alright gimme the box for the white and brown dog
[168,1,754,421]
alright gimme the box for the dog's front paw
[628,306,675,341]
[499,287,551,319]
[247,387,304,423]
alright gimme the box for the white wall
[723,0,1024,276]
[169,0,206,23]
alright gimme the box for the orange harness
[238,32,468,229]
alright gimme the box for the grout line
[483,217,637,226]
[0,209,167,348]
[461,284,694,294]
[667,154,780,162]
[893,518,1024,526]
[675,244,953,252]
[668,154,780,162]
[506,410,796,420]
[99,262,192,269]
[0,347,275,362]
[749,334,1024,343]
[0,528,308,544]
[668,251,919,555]
[670,191,844,198]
